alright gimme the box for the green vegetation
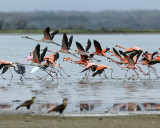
[1,28,160,34]
[1,10,160,33]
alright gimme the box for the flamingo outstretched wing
[85,39,91,52]
[40,46,48,62]
[62,33,68,49]
[76,42,85,52]
[68,36,73,50]
[43,27,52,40]
[94,40,102,52]
[50,30,59,40]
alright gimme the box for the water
[0,33,160,116]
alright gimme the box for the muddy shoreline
[0,114,160,128]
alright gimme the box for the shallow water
[0,33,160,116]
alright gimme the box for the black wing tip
[119,50,125,55]
[93,39,98,43]
[105,47,110,53]
[45,27,50,31]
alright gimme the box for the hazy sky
[1,0,160,12]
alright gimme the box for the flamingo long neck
[117,45,127,49]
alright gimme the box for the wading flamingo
[40,53,70,83]
[81,62,98,80]
[92,64,113,80]
[114,51,143,79]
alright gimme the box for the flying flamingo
[114,51,143,79]
[75,40,101,62]
[110,48,128,64]
[40,53,70,83]
[22,27,61,46]
[138,51,160,79]
[81,62,98,80]
[75,39,91,55]
[92,64,113,80]
[53,33,73,53]
[92,40,110,60]
[115,45,143,53]
[47,33,81,59]
[63,54,92,67]
[25,43,48,64]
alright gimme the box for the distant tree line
[0,10,160,30]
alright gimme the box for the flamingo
[47,33,80,59]
[92,40,110,60]
[92,64,113,80]
[63,55,92,67]
[40,53,70,83]
[81,62,98,80]
[138,51,160,79]
[0,60,17,84]
[115,50,143,79]
[24,43,48,74]
[53,33,73,53]
[25,43,48,64]
[75,40,101,62]
[75,39,91,55]
[111,48,128,64]
[115,45,143,53]
[22,27,61,46]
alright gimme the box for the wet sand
[0,114,160,128]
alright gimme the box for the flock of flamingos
[1,27,160,85]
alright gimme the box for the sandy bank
[0,114,160,128]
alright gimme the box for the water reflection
[143,103,160,111]
[111,103,141,112]
[111,102,160,112]
[0,104,13,109]
[1,101,160,114]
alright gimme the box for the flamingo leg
[38,68,54,80]
[86,70,91,81]
[91,57,101,62]
[125,69,129,78]
[22,74,27,80]
[110,69,113,79]
[8,68,13,85]
[128,70,137,79]
[59,66,71,77]
[20,74,23,81]
[147,67,151,80]
[137,65,147,76]
[52,68,59,84]
[133,69,140,79]
[1,74,6,80]
[43,69,53,80]
[102,71,108,80]
[59,67,63,76]
[151,67,159,79]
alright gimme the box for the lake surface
[0,33,160,116]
